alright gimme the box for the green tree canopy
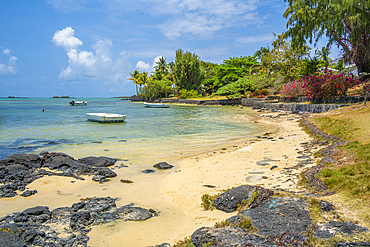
[173,49,205,92]
[283,0,370,80]
[140,79,173,100]
[212,56,259,91]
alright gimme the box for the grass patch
[214,215,258,234]
[201,193,221,211]
[305,104,370,228]
[306,228,370,247]
[172,237,196,247]
[236,191,258,212]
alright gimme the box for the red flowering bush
[280,80,307,98]
[302,70,360,99]
[364,83,370,93]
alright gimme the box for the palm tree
[155,57,167,74]
[128,70,140,95]
[137,72,151,94]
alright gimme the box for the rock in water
[153,162,174,170]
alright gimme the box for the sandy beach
[0,111,316,247]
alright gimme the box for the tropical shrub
[302,70,360,99]
[178,89,201,99]
[364,83,370,93]
[211,75,275,99]
[280,80,307,98]
[140,80,173,99]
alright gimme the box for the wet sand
[0,111,315,247]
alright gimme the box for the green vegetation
[214,215,258,233]
[128,2,369,100]
[304,104,370,228]
[283,0,370,81]
[200,193,221,211]
[172,237,196,247]
[174,49,205,92]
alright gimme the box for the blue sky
[1,0,294,97]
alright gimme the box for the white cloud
[135,61,151,72]
[47,0,276,39]
[135,55,163,72]
[52,27,131,82]
[0,48,18,75]
[236,33,275,44]
[3,49,11,55]
[157,0,261,39]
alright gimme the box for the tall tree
[136,72,151,94]
[128,70,140,95]
[212,56,259,91]
[153,57,168,80]
[283,0,370,80]
[173,49,205,91]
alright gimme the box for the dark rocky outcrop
[192,226,265,247]
[214,185,255,213]
[78,156,117,167]
[153,162,174,170]
[316,221,369,239]
[335,242,370,246]
[0,197,158,247]
[113,206,157,221]
[238,197,311,238]
[0,152,118,198]
[185,187,369,247]
[214,185,273,213]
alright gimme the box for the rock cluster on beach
[154,185,369,247]
[0,197,158,247]
[0,152,118,198]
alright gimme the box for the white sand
[0,112,315,247]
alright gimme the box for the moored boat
[144,102,169,108]
[86,113,126,123]
[70,100,88,106]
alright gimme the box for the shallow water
[0,97,274,246]
[0,97,269,168]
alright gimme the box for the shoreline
[0,110,316,246]
[155,111,315,245]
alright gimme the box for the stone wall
[248,101,349,113]
[279,96,365,104]
[131,96,361,113]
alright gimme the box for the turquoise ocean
[0,97,270,167]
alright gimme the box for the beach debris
[120,179,133,183]
[153,162,174,170]
[203,184,216,188]
[142,169,155,174]
[270,165,278,170]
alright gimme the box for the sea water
[0,97,269,167]
[0,97,273,245]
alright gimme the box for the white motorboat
[70,100,88,106]
[86,113,126,123]
[144,102,169,108]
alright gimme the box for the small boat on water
[144,102,169,108]
[86,113,126,123]
[70,100,88,106]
